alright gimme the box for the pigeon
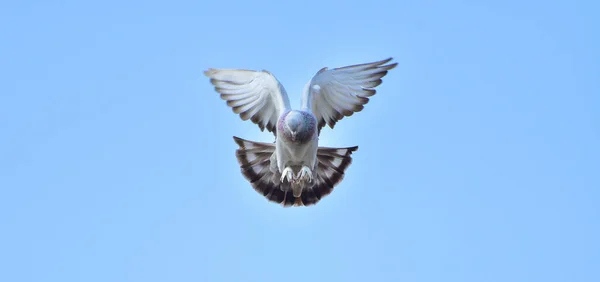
[204,58,397,206]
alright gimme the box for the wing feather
[205,69,291,135]
[302,58,397,132]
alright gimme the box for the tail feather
[299,146,358,206]
[233,136,358,207]
[233,137,297,206]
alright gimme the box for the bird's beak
[291,131,297,141]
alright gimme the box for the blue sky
[1,0,599,281]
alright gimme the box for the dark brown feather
[233,136,358,207]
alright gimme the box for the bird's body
[204,58,397,206]
[275,110,319,197]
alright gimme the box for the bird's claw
[280,167,294,183]
[296,166,313,183]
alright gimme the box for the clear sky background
[1,0,598,281]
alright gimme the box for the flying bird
[204,58,397,206]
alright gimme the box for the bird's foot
[280,167,294,183]
[296,166,313,183]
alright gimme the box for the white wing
[204,68,291,135]
[301,58,397,131]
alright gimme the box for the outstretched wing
[205,69,291,135]
[301,58,397,132]
[234,136,358,207]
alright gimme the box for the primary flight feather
[204,58,397,206]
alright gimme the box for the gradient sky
[1,0,599,281]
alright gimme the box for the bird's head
[278,110,316,143]
[284,111,303,141]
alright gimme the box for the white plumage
[204,58,397,206]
